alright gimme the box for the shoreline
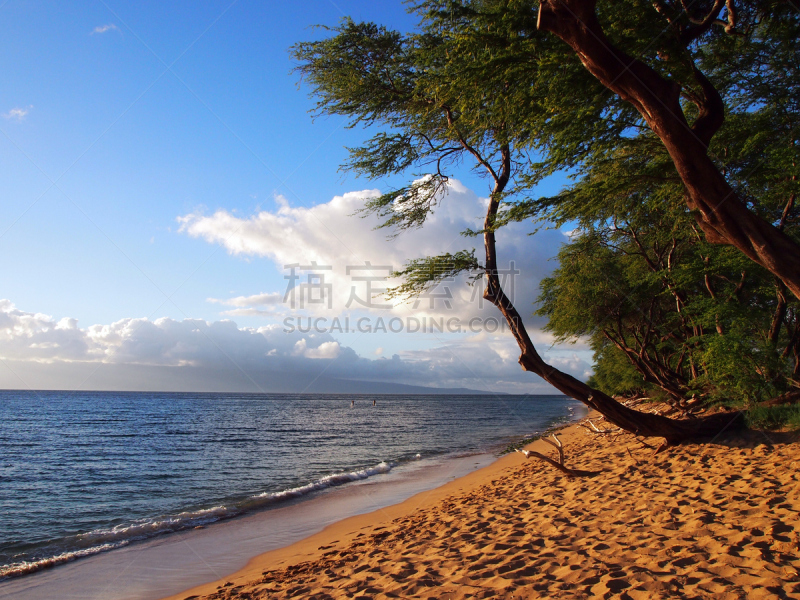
[0,452,499,600]
[2,406,590,600]
[0,392,584,599]
[164,414,800,599]
[162,417,591,600]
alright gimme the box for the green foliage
[692,332,786,405]
[529,2,799,405]
[538,202,799,404]
[537,190,799,404]
[745,404,800,430]
[386,250,482,300]
[292,13,543,232]
[586,342,648,398]
[358,175,451,233]
[294,1,800,408]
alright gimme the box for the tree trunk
[481,147,742,444]
[536,0,800,302]
[491,292,742,443]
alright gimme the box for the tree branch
[536,0,800,302]
[679,0,726,43]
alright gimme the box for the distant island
[0,360,506,395]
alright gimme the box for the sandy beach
[165,413,800,599]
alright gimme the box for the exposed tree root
[579,419,623,435]
[517,433,602,477]
[653,440,672,455]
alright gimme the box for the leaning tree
[535,0,800,300]
[292,1,797,442]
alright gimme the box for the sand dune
[170,416,800,599]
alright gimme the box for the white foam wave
[73,462,393,548]
[76,505,233,546]
[0,541,129,579]
[252,461,393,503]
[1,461,394,580]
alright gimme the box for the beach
[0,392,585,600]
[166,414,800,600]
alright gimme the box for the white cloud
[0,299,334,366]
[92,24,119,34]
[219,308,279,317]
[289,338,341,360]
[173,180,590,393]
[179,180,568,333]
[392,335,593,394]
[3,106,32,121]
[546,353,594,381]
[0,182,588,394]
[208,293,285,316]
[0,300,590,394]
[208,292,284,307]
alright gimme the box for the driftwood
[579,419,622,435]
[583,417,659,451]
[760,389,800,407]
[516,433,602,477]
[653,440,672,455]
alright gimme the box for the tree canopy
[292,0,799,440]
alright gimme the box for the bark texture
[478,145,741,444]
[537,0,800,301]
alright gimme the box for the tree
[526,0,800,406]
[291,8,752,442]
[538,198,799,408]
[536,0,800,299]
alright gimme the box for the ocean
[0,391,583,583]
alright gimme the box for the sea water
[0,391,583,581]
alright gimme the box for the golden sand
[167,415,800,600]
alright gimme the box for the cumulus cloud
[294,339,342,359]
[0,182,592,394]
[181,180,567,334]
[172,180,597,393]
[218,308,278,317]
[396,334,593,394]
[3,106,32,121]
[0,300,352,367]
[0,300,590,394]
[92,24,119,34]
[208,292,284,307]
[208,292,285,316]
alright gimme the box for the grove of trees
[293,0,799,441]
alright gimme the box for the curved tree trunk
[488,279,742,443]
[481,146,741,444]
[536,0,800,302]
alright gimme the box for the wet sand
[166,414,800,599]
[0,454,496,600]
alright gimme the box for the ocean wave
[0,461,394,580]
[74,504,235,547]
[249,461,393,504]
[0,541,129,579]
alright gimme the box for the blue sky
[0,1,592,393]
